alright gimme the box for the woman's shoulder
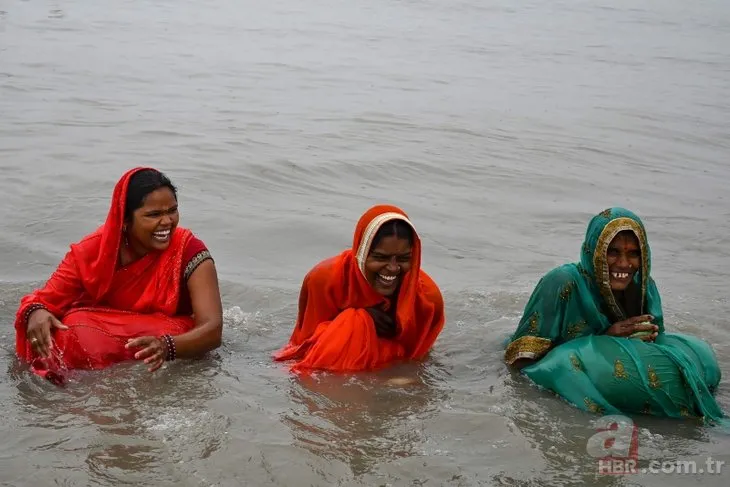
[66,228,106,270]
[303,253,344,287]
[69,226,103,252]
[184,233,209,255]
[528,263,584,298]
[540,263,580,284]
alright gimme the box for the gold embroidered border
[504,336,552,365]
[184,250,212,281]
[592,217,649,321]
[355,212,415,277]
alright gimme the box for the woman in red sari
[274,205,445,373]
[15,167,223,383]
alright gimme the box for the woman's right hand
[605,314,658,341]
[26,309,68,358]
[365,307,397,339]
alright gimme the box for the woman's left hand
[126,336,168,372]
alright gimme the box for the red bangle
[23,303,48,325]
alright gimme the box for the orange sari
[14,167,196,382]
[274,205,445,372]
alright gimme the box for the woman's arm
[16,250,85,359]
[273,261,342,362]
[288,263,339,345]
[172,259,223,356]
[127,258,223,371]
[18,249,85,320]
[504,266,576,368]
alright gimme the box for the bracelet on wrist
[23,303,48,325]
[160,334,176,361]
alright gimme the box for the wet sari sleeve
[15,249,86,360]
[504,265,579,365]
[272,268,345,361]
[16,249,85,323]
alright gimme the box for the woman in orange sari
[14,167,223,384]
[274,205,445,373]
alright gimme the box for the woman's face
[364,235,412,296]
[606,230,641,291]
[126,187,179,253]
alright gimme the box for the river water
[1,0,729,485]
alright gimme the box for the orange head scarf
[275,204,445,371]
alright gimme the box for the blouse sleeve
[182,236,213,281]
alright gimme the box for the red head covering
[274,204,445,372]
[74,166,153,300]
[68,166,192,311]
[15,167,194,381]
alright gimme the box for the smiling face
[362,219,414,297]
[365,235,413,296]
[606,230,641,291]
[126,186,179,254]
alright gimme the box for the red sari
[14,167,210,382]
[274,205,445,373]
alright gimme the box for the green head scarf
[505,207,664,365]
[580,207,661,325]
[505,208,724,422]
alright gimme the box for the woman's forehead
[139,187,176,207]
[371,236,412,253]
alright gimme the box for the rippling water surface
[1,0,729,485]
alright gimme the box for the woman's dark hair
[371,219,414,249]
[124,169,177,220]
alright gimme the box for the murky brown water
[1,0,729,485]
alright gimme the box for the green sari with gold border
[505,208,724,422]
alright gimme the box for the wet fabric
[505,207,724,422]
[274,205,445,372]
[15,167,200,382]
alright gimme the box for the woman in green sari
[505,207,724,422]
